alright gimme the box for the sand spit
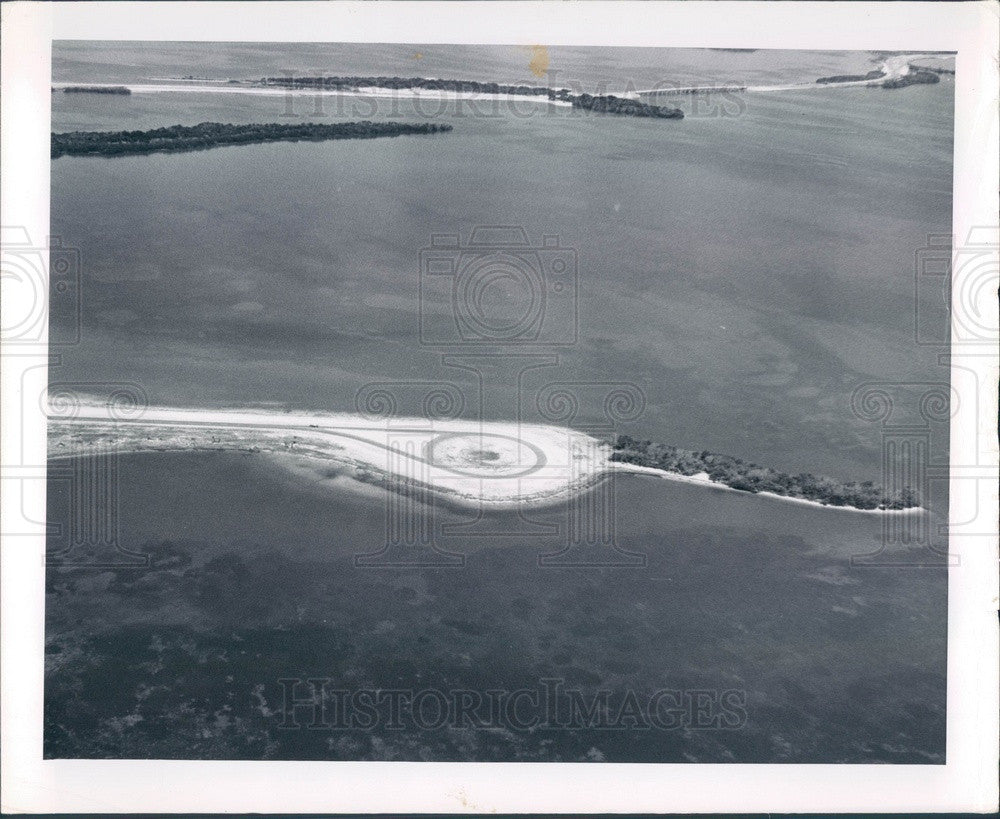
[47,402,917,513]
[634,53,949,96]
[46,403,608,509]
[50,81,575,107]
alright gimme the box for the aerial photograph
[44,41,953,763]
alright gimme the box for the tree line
[51,121,453,158]
[815,70,886,84]
[61,85,132,95]
[258,76,684,119]
[610,435,920,510]
[881,72,940,89]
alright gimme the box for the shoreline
[48,401,921,514]
[53,53,953,110]
[47,403,610,510]
[615,463,922,514]
[51,121,452,159]
[50,81,576,107]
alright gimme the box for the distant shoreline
[255,75,685,119]
[50,52,952,117]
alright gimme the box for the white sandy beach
[54,53,953,114]
[51,81,575,107]
[47,401,607,509]
[634,53,950,96]
[48,400,920,513]
[614,462,921,514]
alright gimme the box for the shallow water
[46,451,946,761]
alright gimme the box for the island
[62,85,132,95]
[881,71,940,89]
[47,401,920,513]
[815,70,886,84]
[51,120,453,158]
[256,76,685,119]
[907,62,955,76]
[609,435,920,510]
[648,84,748,96]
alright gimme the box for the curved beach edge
[614,462,924,514]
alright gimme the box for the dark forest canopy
[881,71,941,89]
[61,85,132,95]
[256,76,685,119]
[51,121,453,158]
[907,63,955,75]
[611,435,921,510]
[815,70,886,84]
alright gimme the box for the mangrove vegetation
[51,120,453,158]
[61,85,132,95]
[257,76,684,119]
[611,435,920,510]
[881,71,941,89]
[815,70,886,84]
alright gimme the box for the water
[45,43,952,762]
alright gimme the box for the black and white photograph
[1,1,997,814]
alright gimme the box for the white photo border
[1,1,997,813]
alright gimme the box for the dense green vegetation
[61,85,132,95]
[881,72,940,89]
[610,435,920,510]
[564,92,683,118]
[51,121,453,158]
[651,85,748,96]
[907,63,954,75]
[815,70,885,84]
[258,76,684,119]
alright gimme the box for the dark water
[46,43,951,762]
[46,452,946,762]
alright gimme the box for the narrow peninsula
[610,435,920,510]
[815,70,886,84]
[51,120,453,158]
[256,76,685,119]
[46,401,920,513]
